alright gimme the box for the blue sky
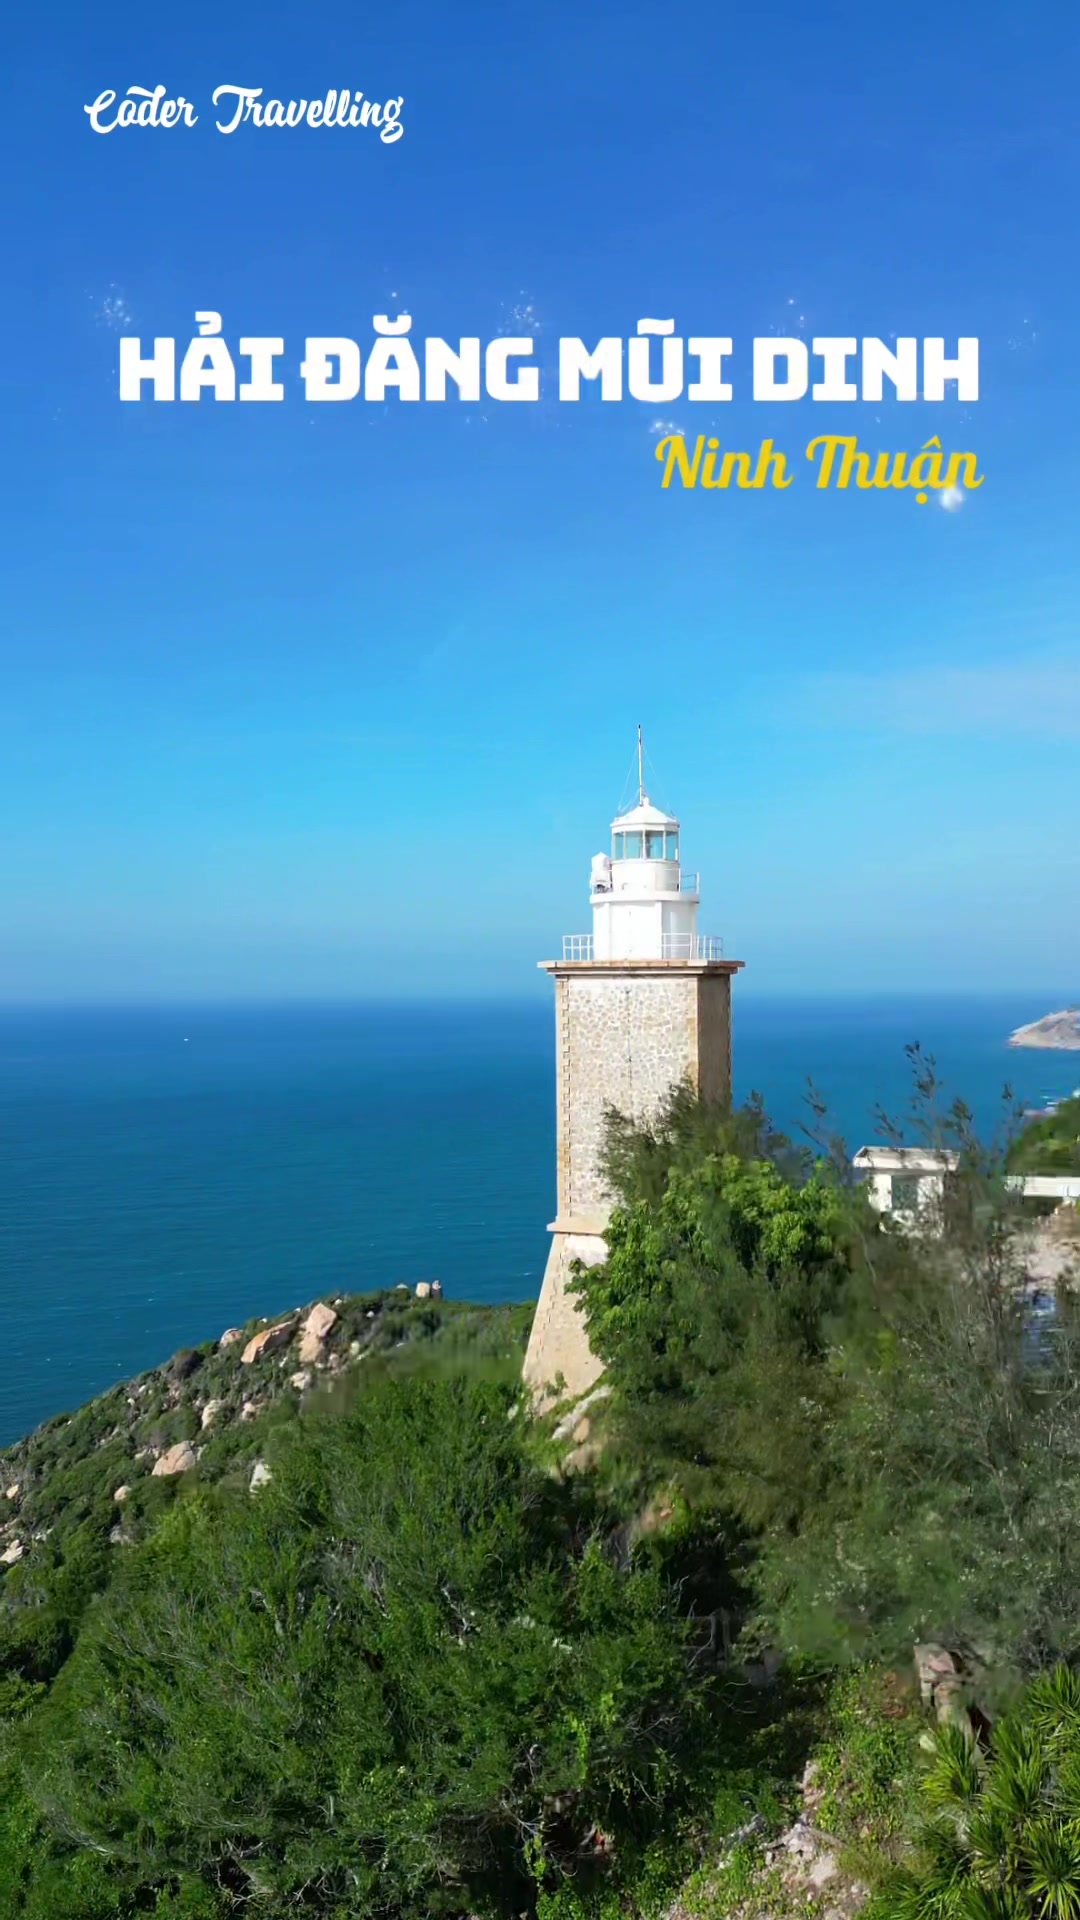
[1,0,1077,1001]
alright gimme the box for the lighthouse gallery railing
[560,934,725,962]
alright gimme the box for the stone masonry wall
[560,973,698,1219]
[697,972,733,1107]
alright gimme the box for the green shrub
[887,1664,1080,1916]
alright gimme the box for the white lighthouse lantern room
[590,798,702,961]
[575,731,721,964]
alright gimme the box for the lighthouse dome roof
[611,798,679,832]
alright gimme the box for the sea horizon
[0,986,1075,1009]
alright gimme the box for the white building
[1005,1175,1080,1203]
[854,1150,1080,1224]
[852,1146,960,1223]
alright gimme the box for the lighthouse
[523,731,745,1404]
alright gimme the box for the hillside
[0,1274,911,1920]
[7,1089,1080,1918]
[1006,1090,1080,1176]
[0,1287,533,1575]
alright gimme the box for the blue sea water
[0,994,1076,1448]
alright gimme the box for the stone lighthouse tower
[523,731,744,1404]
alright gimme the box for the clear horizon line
[0,986,1075,1012]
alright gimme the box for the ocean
[0,994,1076,1448]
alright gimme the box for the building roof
[852,1147,960,1173]
[611,799,679,831]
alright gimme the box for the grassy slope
[1007,1093,1080,1176]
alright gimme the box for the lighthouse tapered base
[522,1223,608,1409]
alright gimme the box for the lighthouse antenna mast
[637,724,646,805]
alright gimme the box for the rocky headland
[1009,1008,1080,1049]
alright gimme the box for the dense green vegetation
[576,1076,1080,1685]
[1007,1091,1080,1176]
[14,1375,705,1918]
[2,1068,1080,1915]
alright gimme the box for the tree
[1007,1094,1080,1178]
[573,1095,855,1498]
[572,1077,1080,1688]
[748,1108,1080,1682]
[599,1083,809,1212]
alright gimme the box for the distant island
[1009,1007,1080,1050]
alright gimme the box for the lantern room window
[613,828,679,861]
